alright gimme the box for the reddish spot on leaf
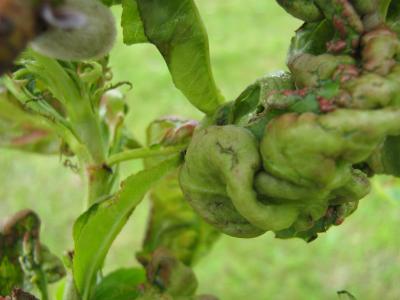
[11,130,49,146]
[318,97,336,113]
[327,40,347,53]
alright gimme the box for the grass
[1,1,399,299]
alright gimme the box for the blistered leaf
[140,118,219,266]
[0,210,65,297]
[0,288,39,300]
[0,89,60,154]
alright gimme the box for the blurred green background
[0,1,399,299]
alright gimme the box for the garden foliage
[0,0,399,299]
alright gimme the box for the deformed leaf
[72,156,181,300]
[143,248,197,298]
[136,248,219,300]
[0,288,39,300]
[0,88,60,154]
[139,118,219,266]
[0,210,65,297]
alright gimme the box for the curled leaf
[0,210,65,297]
[122,0,224,114]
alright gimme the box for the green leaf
[24,52,81,109]
[376,135,400,177]
[388,0,400,34]
[121,0,147,44]
[121,0,224,115]
[72,156,181,300]
[289,94,319,114]
[380,0,393,20]
[121,0,148,45]
[91,268,145,300]
[288,19,334,57]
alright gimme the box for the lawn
[0,1,399,299]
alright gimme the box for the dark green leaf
[289,20,334,57]
[233,72,294,125]
[289,94,319,113]
[101,0,122,6]
[72,156,180,300]
[388,0,400,34]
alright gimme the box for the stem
[106,145,187,166]
[36,270,49,300]
[29,52,107,163]
[31,57,111,206]
[84,164,116,207]
[68,91,111,207]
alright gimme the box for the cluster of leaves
[1,0,400,299]
[1,0,223,299]
[0,210,64,299]
[180,0,400,240]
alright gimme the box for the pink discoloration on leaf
[10,130,49,146]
